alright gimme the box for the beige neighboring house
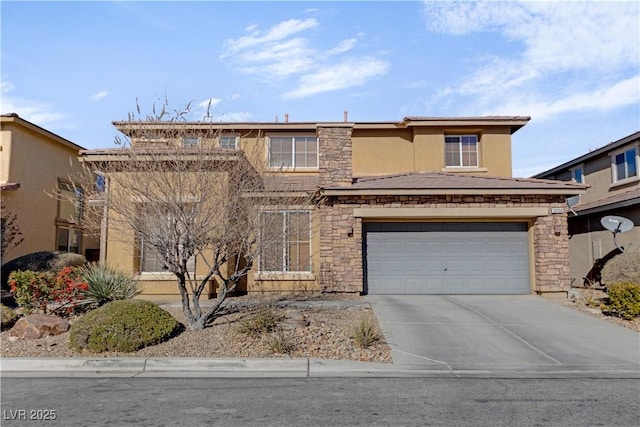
[534,131,640,286]
[0,113,99,264]
[82,116,586,300]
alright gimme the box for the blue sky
[2,0,639,177]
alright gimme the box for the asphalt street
[2,377,639,427]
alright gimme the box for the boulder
[9,313,70,339]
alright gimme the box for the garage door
[364,222,530,294]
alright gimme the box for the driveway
[366,295,640,376]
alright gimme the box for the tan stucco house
[0,113,100,263]
[534,131,640,286]
[82,116,586,299]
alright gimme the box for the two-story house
[81,116,585,300]
[534,131,640,286]
[1,113,99,264]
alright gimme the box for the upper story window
[571,165,584,183]
[219,135,238,149]
[268,136,318,168]
[611,147,638,183]
[58,181,83,223]
[182,137,200,147]
[445,135,478,168]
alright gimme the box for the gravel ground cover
[0,294,393,363]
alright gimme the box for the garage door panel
[365,222,530,295]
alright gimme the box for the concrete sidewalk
[2,357,638,378]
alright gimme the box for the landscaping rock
[9,314,70,339]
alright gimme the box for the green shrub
[1,304,17,329]
[238,306,283,336]
[2,251,86,289]
[265,331,296,354]
[81,263,139,306]
[69,300,181,353]
[351,315,382,349]
[8,268,88,316]
[601,251,640,286]
[606,282,640,320]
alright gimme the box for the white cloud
[484,75,640,120]
[0,79,64,124]
[328,38,357,55]
[223,17,388,98]
[423,1,640,119]
[91,90,109,101]
[196,98,222,109]
[283,58,390,99]
[224,18,318,52]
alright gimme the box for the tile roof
[324,172,587,192]
[574,185,640,213]
[262,175,320,192]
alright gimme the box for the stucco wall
[352,127,513,177]
[1,119,99,263]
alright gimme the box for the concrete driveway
[366,295,640,376]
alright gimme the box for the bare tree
[78,100,312,330]
[1,200,24,260]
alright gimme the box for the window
[445,135,479,167]
[268,136,318,168]
[56,182,83,254]
[56,227,82,253]
[182,137,200,147]
[612,147,637,182]
[58,182,83,223]
[219,135,238,149]
[259,211,311,272]
[137,205,196,273]
[571,166,584,183]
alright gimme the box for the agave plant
[81,263,140,307]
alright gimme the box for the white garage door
[364,222,530,294]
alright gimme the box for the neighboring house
[0,113,99,264]
[81,116,585,299]
[534,131,640,286]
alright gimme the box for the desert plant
[351,314,382,349]
[605,281,640,320]
[238,306,283,336]
[601,251,640,286]
[69,299,181,353]
[265,331,296,354]
[81,263,139,306]
[2,251,86,289]
[1,304,17,329]
[8,267,88,315]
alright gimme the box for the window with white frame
[182,137,200,147]
[268,136,318,168]
[445,135,479,167]
[611,147,638,182]
[137,205,196,273]
[571,165,584,183]
[259,211,311,272]
[139,236,196,273]
[219,135,238,149]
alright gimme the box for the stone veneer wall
[318,126,353,187]
[318,194,570,295]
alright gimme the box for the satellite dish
[566,195,580,207]
[601,215,634,233]
[601,215,634,253]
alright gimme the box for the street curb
[2,357,639,378]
